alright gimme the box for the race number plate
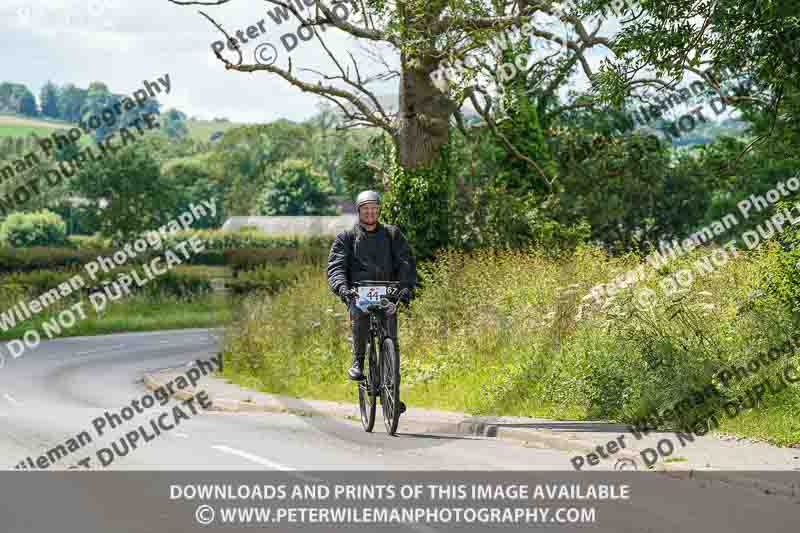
[358,286,387,302]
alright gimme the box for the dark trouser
[350,304,398,361]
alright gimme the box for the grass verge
[223,244,800,447]
[0,293,231,342]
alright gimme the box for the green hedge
[0,247,112,273]
[0,264,315,301]
[68,234,112,249]
[0,230,333,273]
[160,229,333,252]
[229,263,318,293]
[1,266,213,300]
[0,210,69,248]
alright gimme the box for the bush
[233,263,318,293]
[187,249,227,266]
[759,198,800,311]
[225,248,300,275]
[0,210,68,247]
[133,270,212,298]
[0,270,77,298]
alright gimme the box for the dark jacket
[326,222,417,295]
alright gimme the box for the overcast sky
[4,0,714,126]
[2,0,398,122]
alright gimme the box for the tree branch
[468,89,555,191]
[261,0,394,44]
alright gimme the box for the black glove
[337,285,355,306]
[398,287,413,305]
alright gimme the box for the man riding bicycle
[326,190,417,415]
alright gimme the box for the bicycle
[349,280,409,436]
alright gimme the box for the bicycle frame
[353,280,405,434]
[353,281,401,391]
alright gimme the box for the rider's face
[359,202,379,226]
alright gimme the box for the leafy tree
[209,121,314,214]
[256,159,335,216]
[57,84,88,122]
[162,108,189,139]
[0,83,37,116]
[81,81,116,140]
[162,153,225,227]
[338,135,387,198]
[39,81,60,119]
[70,144,179,243]
[588,0,799,103]
[303,102,373,194]
[173,0,614,258]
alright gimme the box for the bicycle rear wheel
[358,338,377,432]
[380,337,400,435]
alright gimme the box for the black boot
[348,354,365,381]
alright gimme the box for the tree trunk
[396,57,457,168]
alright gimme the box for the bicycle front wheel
[358,338,377,432]
[380,337,400,435]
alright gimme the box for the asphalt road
[0,328,581,471]
[1,329,799,533]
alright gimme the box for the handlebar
[348,282,411,314]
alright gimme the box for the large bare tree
[168,0,613,170]
[167,0,621,257]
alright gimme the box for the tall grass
[223,243,800,445]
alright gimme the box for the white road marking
[210,445,323,483]
[3,393,22,406]
[75,344,125,356]
[211,445,294,471]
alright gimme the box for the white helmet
[356,190,381,211]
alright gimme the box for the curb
[141,371,800,498]
[141,371,639,463]
[142,374,197,402]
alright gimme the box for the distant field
[0,113,242,143]
[0,114,66,138]
[185,118,242,142]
